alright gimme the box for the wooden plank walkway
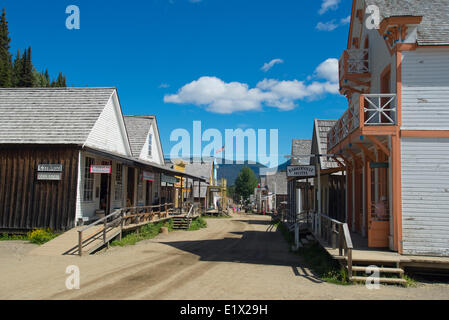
[318,232,449,268]
[29,214,197,257]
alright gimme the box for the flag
[216,146,225,154]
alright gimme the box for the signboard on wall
[287,165,316,178]
[38,164,63,172]
[161,174,177,184]
[37,172,62,181]
[90,165,112,174]
[143,171,155,182]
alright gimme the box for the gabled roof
[310,119,339,170]
[183,161,213,182]
[0,87,116,144]
[365,0,449,45]
[123,115,155,157]
[291,139,312,165]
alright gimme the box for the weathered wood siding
[0,146,79,232]
[401,137,449,257]
[402,47,449,130]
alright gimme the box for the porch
[309,213,449,283]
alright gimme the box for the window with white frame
[115,164,123,201]
[148,133,153,157]
[83,157,95,201]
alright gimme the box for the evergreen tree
[19,47,34,87]
[12,50,22,86]
[0,8,12,87]
[235,167,259,201]
[55,72,67,87]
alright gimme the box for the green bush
[27,229,58,245]
[111,219,173,247]
[188,217,208,231]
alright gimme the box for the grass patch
[203,215,232,219]
[1,229,59,245]
[188,216,208,231]
[0,233,28,241]
[111,219,173,247]
[273,221,350,285]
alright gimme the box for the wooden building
[327,0,449,257]
[0,88,205,233]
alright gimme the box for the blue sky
[2,0,352,165]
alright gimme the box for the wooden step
[352,266,404,274]
[301,238,309,245]
[350,276,407,285]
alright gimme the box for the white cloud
[158,83,170,89]
[319,0,341,15]
[341,15,351,24]
[316,20,339,31]
[316,15,351,32]
[164,58,340,114]
[314,58,339,83]
[261,58,284,72]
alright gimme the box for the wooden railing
[311,212,354,278]
[77,210,123,257]
[328,93,397,150]
[339,49,370,82]
[77,203,174,256]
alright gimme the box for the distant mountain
[217,162,267,185]
[218,160,291,185]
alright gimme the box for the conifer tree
[0,8,12,87]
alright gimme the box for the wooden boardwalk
[29,214,195,257]
[318,232,449,269]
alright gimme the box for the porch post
[351,160,356,232]
[362,154,366,237]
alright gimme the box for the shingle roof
[291,139,312,165]
[123,115,155,158]
[0,87,115,144]
[181,161,213,198]
[366,0,449,45]
[310,119,339,170]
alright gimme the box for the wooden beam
[332,157,346,169]
[347,149,363,168]
[366,136,390,157]
[355,143,376,162]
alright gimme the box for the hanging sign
[37,172,62,181]
[143,171,155,181]
[370,162,389,169]
[38,164,63,172]
[161,174,177,184]
[209,187,221,193]
[90,165,112,174]
[287,165,316,177]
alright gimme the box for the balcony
[339,49,371,92]
[328,94,397,150]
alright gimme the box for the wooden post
[332,221,337,249]
[119,211,123,241]
[347,248,353,278]
[339,224,343,256]
[103,218,107,244]
[78,231,83,257]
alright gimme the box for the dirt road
[1,214,448,300]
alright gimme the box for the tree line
[0,8,67,88]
